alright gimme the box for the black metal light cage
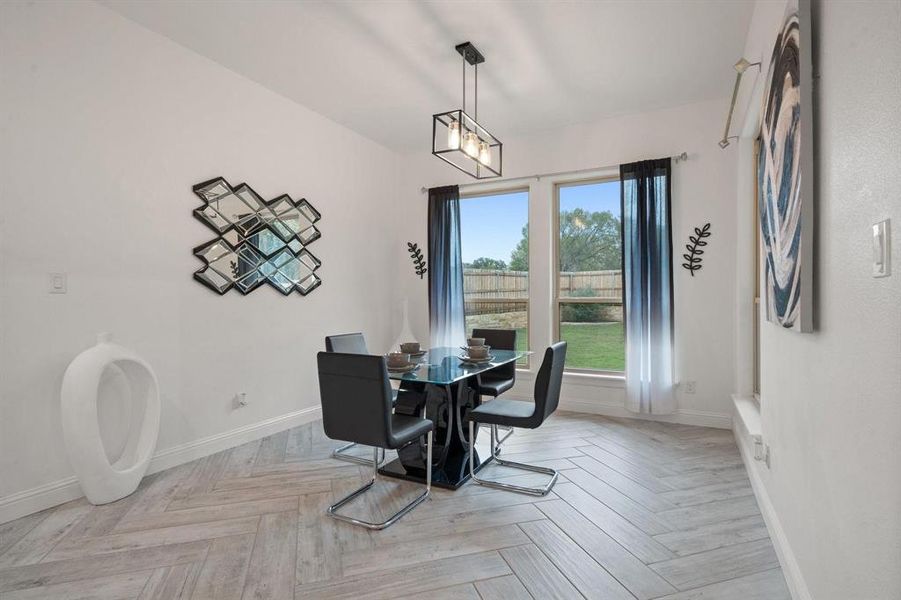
[432,109,503,179]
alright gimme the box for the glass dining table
[380,346,530,489]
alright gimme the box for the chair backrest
[472,328,516,381]
[325,333,368,354]
[533,342,567,423]
[317,352,393,448]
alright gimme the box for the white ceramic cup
[467,345,489,359]
[400,342,420,354]
[387,352,410,367]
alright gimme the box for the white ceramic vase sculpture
[391,298,418,352]
[61,333,160,505]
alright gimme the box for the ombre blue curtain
[621,158,675,414]
[428,185,466,349]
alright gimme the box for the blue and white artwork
[758,4,813,333]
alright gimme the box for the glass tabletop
[387,346,529,386]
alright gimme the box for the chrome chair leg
[327,431,432,530]
[332,442,386,466]
[468,422,558,497]
[495,425,514,447]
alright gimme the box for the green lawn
[515,322,624,371]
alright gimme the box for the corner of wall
[733,396,811,600]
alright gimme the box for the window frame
[753,137,762,403]
[553,175,625,375]
[459,185,531,368]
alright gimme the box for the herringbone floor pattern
[0,412,789,599]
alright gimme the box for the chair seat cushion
[478,377,514,397]
[467,399,537,429]
[388,414,434,449]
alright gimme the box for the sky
[460,181,620,263]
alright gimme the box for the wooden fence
[463,269,622,314]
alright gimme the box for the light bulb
[462,131,479,158]
[478,141,491,166]
[447,120,460,149]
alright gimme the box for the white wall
[734,1,901,598]
[395,98,740,427]
[0,1,401,520]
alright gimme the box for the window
[459,189,529,365]
[555,179,624,372]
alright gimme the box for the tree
[507,210,621,273]
[558,209,621,271]
[509,224,529,271]
[467,256,508,270]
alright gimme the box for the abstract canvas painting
[757,0,813,332]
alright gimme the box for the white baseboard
[0,405,322,525]
[146,405,321,475]
[553,397,732,429]
[506,370,729,429]
[733,399,811,600]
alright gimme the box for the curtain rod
[419,152,688,193]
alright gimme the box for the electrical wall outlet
[753,435,764,460]
[754,438,772,469]
[49,272,67,294]
[233,392,248,409]
[684,381,697,394]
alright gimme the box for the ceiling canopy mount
[455,41,484,65]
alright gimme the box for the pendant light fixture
[432,42,502,179]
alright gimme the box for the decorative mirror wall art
[758,0,813,332]
[191,177,322,296]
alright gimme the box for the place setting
[458,337,494,365]
[386,341,426,373]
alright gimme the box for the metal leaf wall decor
[407,242,427,279]
[682,223,712,276]
[191,177,322,296]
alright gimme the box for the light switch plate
[873,219,891,278]
[49,272,67,294]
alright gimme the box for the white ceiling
[102,0,754,153]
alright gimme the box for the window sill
[515,368,625,387]
[564,370,625,386]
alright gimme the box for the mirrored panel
[191,177,323,296]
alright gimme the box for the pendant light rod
[456,42,484,116]
[462,52,466,113]
[475,62,478,122]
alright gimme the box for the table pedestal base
[379,452,494,490]
[379,379,495,489]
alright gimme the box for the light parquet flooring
[0,411,789,599]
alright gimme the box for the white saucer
[458,354,494,365]
[387,363,418,373]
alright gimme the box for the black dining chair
[324,332,392,465]
[466,342,567,496]
[471,328,517,445]
[471,328,517,397]
[317,352,434,529]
